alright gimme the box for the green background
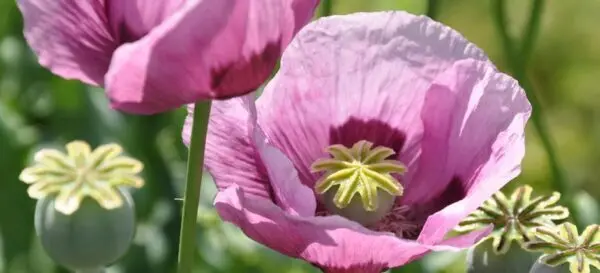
[1,0,599,272]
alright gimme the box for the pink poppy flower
[183,11,531,273]
[16,0,319,114]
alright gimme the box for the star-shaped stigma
[525,223,600,273]
[456,185,569,254]
[310,140,406,212]
[19,140,144,215]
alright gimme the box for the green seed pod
[529,261,569,273]
[19,141,144,270]
[467,238,538,273]
[35,188,135,271]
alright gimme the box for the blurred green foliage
[1,0,599,272]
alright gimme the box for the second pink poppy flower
[184,11,532,273]
[17,0,319,114]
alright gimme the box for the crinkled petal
[415,59,531,244]
[253,128,316,217]
[16,0,115,86]
[183,95,271,200]
[185,94,316,216]
[216,185,427,272]
[256,11,490,188]
[215,185,490,272]
[248,93,317,216]
[106,0,319,114]
[436,225,493,249]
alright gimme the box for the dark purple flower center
[306,117,468,240]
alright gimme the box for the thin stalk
[177,100,212,273]
[521,0,545,65]
[390,261,425,273]
[491,0,580,225]
[426,0,440,19]
[321,0,333,17]
[492,0,517,62]
[75,267,106,273]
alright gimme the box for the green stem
[491,0,516,62]
[390,260,425,273]
[521,0,545,65]
[75,267,106,273]
[177,100,212,273]
[426,0,440,19]
[491,0,580,226]
[321,0,333,17]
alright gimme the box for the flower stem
[321,0,333,16]
[426,0,440,19]
[177,100,212,273]
[75,267,106,273]
[521,0,545,65]
[491,0,581,226]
